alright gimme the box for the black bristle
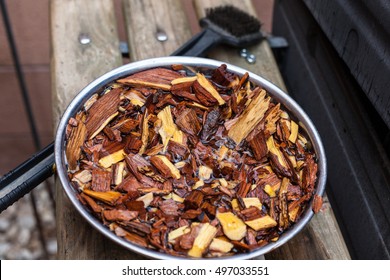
[206,5,261,37]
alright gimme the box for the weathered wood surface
[51,0,349,259]
[123,0,192,60]
[51,0,141,259]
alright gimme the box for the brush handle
[171,28,223,57]
[0,143,55,213]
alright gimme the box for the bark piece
[312,194,323,214]
[248,131,268,161]
[184,190,204,210]
[85,87,121,139]
[201,201,216,218]
[236,182,251,198]
[103,209,138,222]
[159,199,179,216]
[117,68,182,90]
[112,119,139,134]
[150,155,181,179]
[167,140,189,160]
[175,108,201,136]
[240,206,263,221]
[66,112,87,171]
[120,220,151,235]
[278,177,290,230]
[211,64,236,87]
[125,153,161,187]
[80,193,102,213]
[115,175,142,193]
[110,223,148,247]
[302,155,318,195]
[200,109,221,143]
[91,169,112,192]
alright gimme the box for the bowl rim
[55,56,327,259]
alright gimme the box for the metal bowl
[54,56,327,259]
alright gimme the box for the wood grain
[194,0,350,260]
[51,0,142,259]
[123,0,193,60]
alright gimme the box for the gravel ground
[0,180,57,259]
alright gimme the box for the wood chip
[66,112,87,171]
[117,68,182,90]
[85,87,121,139]
[157,106,184,151]
[227,88,270,145]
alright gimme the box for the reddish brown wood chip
[103,209,138,222]
[91,169,112,192]
[66,112,87,171]
[117,68,182,90]
[85,87,122,139]
[312,194,323,214]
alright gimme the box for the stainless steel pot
[55,56,327,259]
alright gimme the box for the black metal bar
[0,143,55,213]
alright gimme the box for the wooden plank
[306,196,350,259]
[193,0,286,91]
[193,0,350,260]
[123,0,193,60]
[51,0,143,259]
[266,197,350,259]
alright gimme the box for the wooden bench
[51,0,350,259]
